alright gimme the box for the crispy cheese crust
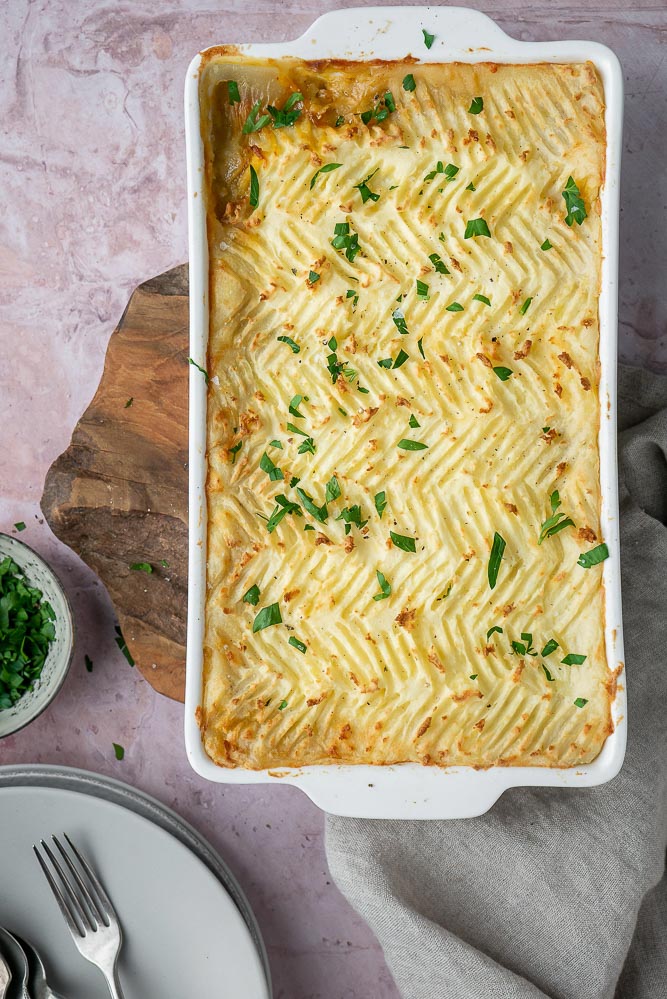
[199,55,612,770]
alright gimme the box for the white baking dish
[184,6,625,819]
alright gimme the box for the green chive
[487,532,506,589]
[130,562,152,573]
[519,297,532,315]
[227,80,240,104]
[397,439,428,451]
[188,357,209,383]
[577,543,609,569]
[473,294,491,306]
[310,163,342,189]
[446,302,464,313]
[288,636,307,654]
[486,626,503,639]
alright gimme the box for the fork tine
[40,838,97,932]
[53,835,108,927]
[63,833,116,925]
[33,843,85,938]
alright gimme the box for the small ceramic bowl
[0,533,74,737]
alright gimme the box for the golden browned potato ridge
[199,55,611,770]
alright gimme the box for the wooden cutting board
[41,265,190,701]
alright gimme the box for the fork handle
[102,964,125,999]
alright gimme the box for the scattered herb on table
[113,743,125,761]
[114,625,135,666]
[422,29,435,48]
[85,654,94,673]
[0,556,56,709]
[124,397,133,408]
[130,562,153,573]
[14,522,26,532]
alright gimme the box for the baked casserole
[197,54,614,770]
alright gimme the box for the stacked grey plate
[0,765,271,998]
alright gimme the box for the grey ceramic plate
[0,769,271,998]
[0,534,74,737]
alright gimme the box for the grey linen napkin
[325,365,667,999]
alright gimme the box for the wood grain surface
[41,266,190,701]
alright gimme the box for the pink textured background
[1,3,665,997]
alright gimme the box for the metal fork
[33,834,125,999]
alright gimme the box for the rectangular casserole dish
[184,5,626,819]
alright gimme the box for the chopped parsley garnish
[354,168,380,204]
[0,556,56,709]
[392,308,410,335]
[85,654,94,673]
[373,570,392,601]
[334,115,345,127]
[325,476,341,502]
[361,92,395,125]
[473,293,491,306]
[390,531,416,553]
[379,348,409,370]
[130,562,152,573]
[304,524,315,531]
[310,162,342,189]
[346,289,359,307]
[573,697,588,708]
[538,490,575,545]
[465,182,476,192]
[289,394,307,418]
[249,165,259,209]
[446,302,464,313]
[159,559,169,568]
[296,487,328,523]
[188,357,209,383]
[464,217,491,239]
[562,176,587,227]
[486,625,503,639]
[297,437,316,455]
[259,451,284,481]
[422,28,435,48]
[398,439,428,451]
[331,221,361,262]
[562,653,587,666]
[493,366,513,381]
[277,335,300,353]
[429,252,450,274]
[288,636,307,654]
[113,743,125,761]
[417,338,425,359]
[124,397,133,408]
[14,522,26,532]
[266,495,301,533]
[468,97,484,114]
[337,505,368,535]
[578,543,609,569]
[542,665,555,682]
[229,440,243,464]
[541,639,559,657]
[226,80,240,104]
[242,100,271,134]
[424,161,459,183]
[242,584,261,606]
[541,239,552,251]
[409,414,420,428]
[542,426,551,434]
[253,602,282,633]
[286,421,308,436]
[416,280,429,301]
[114,625,134,667]
[402,73,416,92]
[374,491,387,518]
[278,699,288,710]
[487,532,506,589]
[289,475,300,487]
[267,91,303,128]
[519,297,532,315]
